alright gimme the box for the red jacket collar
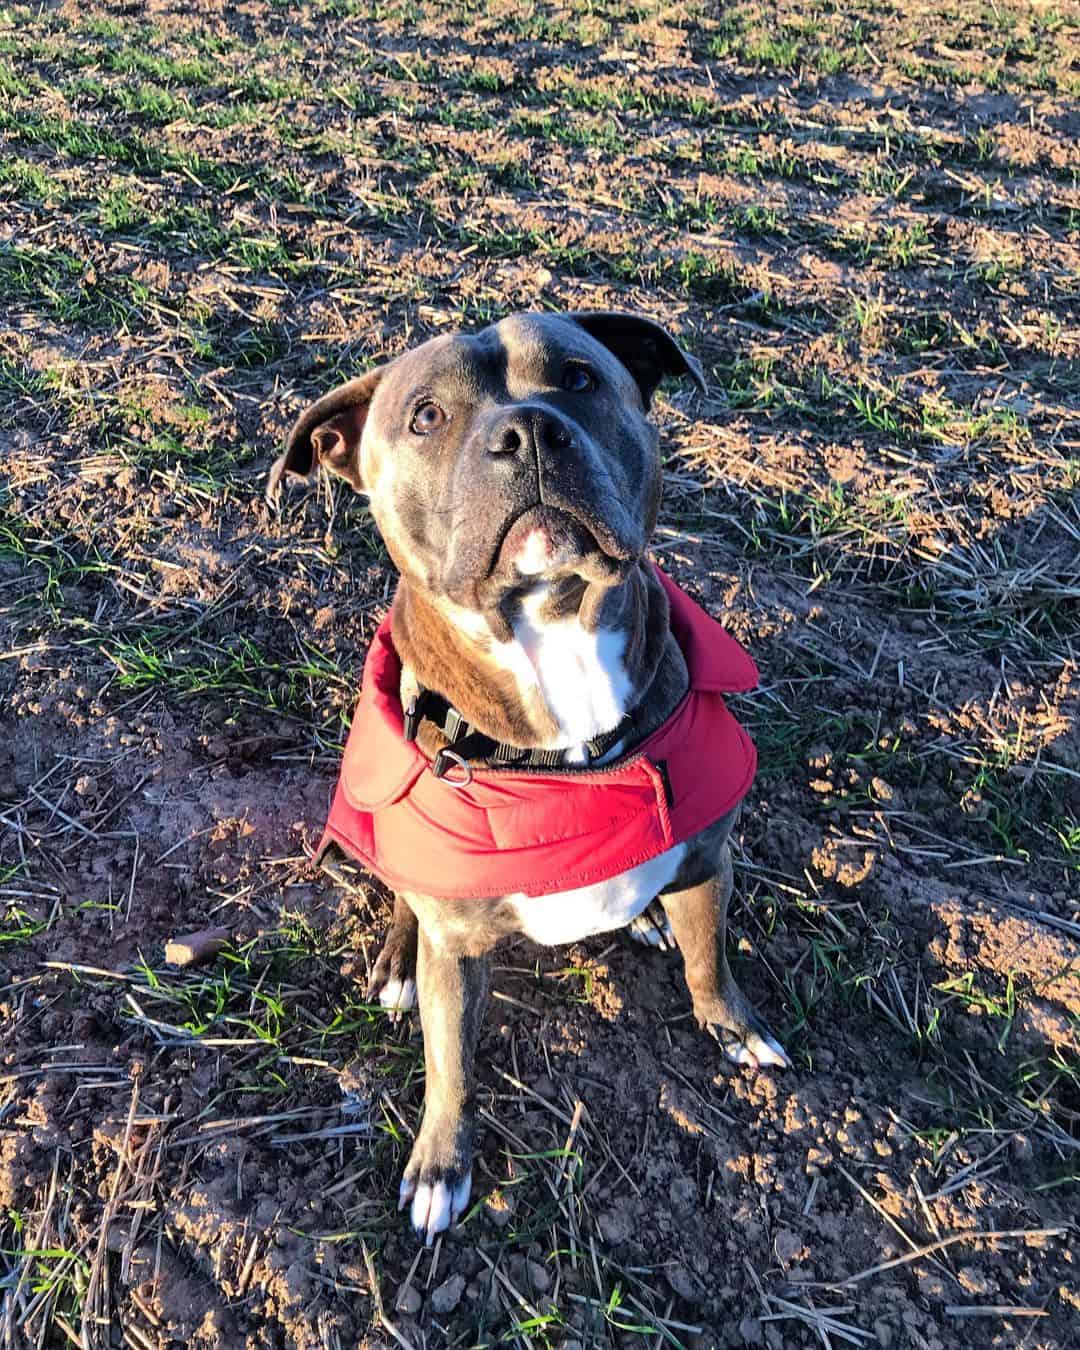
[338,562,756,815]
[654,565,757,693]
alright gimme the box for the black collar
[403,686,635,781]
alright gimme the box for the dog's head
[269,311,703,613]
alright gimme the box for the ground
[1,0,1078,1346]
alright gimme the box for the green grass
[0,243,157,331]
[0,504,112,612]
[120,929,424,1118]
[1,904,55,944]
[96,632,352,731]
[0,356,52,410]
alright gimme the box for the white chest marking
[508,844,686,946]
[505,586,633,750]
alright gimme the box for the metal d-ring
[434,748,473,788]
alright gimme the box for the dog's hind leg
[366,894,418,1021]
[660,843,790,1070]
[399,924,490,1244]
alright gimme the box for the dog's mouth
[494,507,595,575]
[490,505,644,586]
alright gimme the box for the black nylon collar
[403,686,635,779]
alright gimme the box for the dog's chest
[506,843,686,945]
[504,589,633,751]
[497,586,685,940]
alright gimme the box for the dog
[268,311,789,1244]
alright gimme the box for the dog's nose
[489,409,573,457]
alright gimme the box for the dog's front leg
[660,843,790,1070]
[399,921,490,1244]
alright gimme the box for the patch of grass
[742,34,800,69]
[936,971,1019,1053]
[741,695,851,783]
[97,46,217,88]
[0,156,66,201]
[122,931,420,1103]
[0,107,239,188]
[834,219,939,268]
[1,902,54,944]
[204,317,292,368]
[0,1221,89,1327]
[0,244,155,332]
[0,57,31,95]
[0,355,52,411]
[0,505,111,612]
[1046,818,1080,872]
[95,183,152,232]
[96,631,353,735]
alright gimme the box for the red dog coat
[317,566,758,899]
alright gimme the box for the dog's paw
[627,900,678,951]
[703,1003,791,1071]
[366,940,417,1024]
[399,1163,472,1246]
[376,976,417,1019]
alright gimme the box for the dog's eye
[561,365,596,393]
[410,401,447,435]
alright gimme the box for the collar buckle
[403,688,433,742]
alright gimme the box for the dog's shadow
[321,848,1076,1344]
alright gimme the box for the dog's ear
[267,367,383,505]
[568,311,706,410]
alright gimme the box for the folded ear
[266,367,383,505]
[568,311,706,409]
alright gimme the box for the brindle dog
[269,312,789,1243]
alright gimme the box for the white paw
[378,977,416,1020]
[717,1026,791,1070]
[399,1171,472,1245]
[628,908,676,951]
[745,1029,791,1069]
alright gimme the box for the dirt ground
[1,0,1078,1346]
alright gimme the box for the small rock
[665,1261,698,1301]
[465,1275,491,1301]
[598,1207,633,1245]
[165,928,231,969]
[284,1261,310,1301]
[526,1258,551,1294]
[738,1316,764,1346]
[395,1283,421,1315]
[485,1191,514,1229]
[431,1273,466,1315]
[668,1176,697,1215]
[774,1227,803,1265]
[957,1265,994,1296]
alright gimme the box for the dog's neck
[390,562,680,752]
